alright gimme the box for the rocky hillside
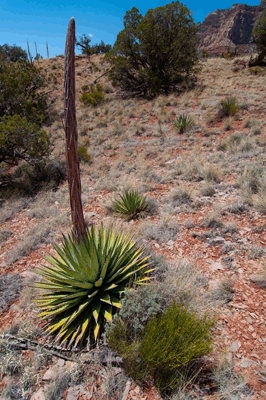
[198,0,266,56]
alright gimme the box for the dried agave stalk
[64,17,85,241]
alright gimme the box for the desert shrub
[139,303,214,392]
[0,160,66,198]
[0,274,24,312]
[0,43,28,62]
[202,49,209,58]
[76,35,112,56]
[106,2,199,97]
[78,146,91,163]
[0,114,50,167]
[237,164,264,195]
[0,60,48,125]
[174,114,193,134]
[200,182,216,197]
[107,189,149,220]
[0,228,12,244]
[219,97,238,117]
[35,225,152,347]
[141,217,180,243]
[108,302,214,394]
[169,186,193,206]
[80,84,105,106]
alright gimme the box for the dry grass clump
[5,222,56,266]
[0,228,12,244]
[141,216,180,244]
[0,274,24,312]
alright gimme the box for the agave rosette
[112,189,148,220]
[35,225,152,347]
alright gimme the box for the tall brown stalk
[64,17,85,241]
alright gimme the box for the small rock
[42,366,64,381]
[230,340,241,352]
[30,389,46,400]
[122,381,131,400]
[250,275,266,288]
[209,237,225,245]
[135,385,140,395]
[262,360,266,367]
[239,358,258,368]
[65,361,78,369]
[67,392,78,400]
[57,358,65,367]
[84,211,98,219]
[166,240,174,246]
[209,261,224,272]
[248,326,254,332]
[9,304,21,312]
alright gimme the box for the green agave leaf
[38,297,82,318]
[99,292,112,305]
[102,283,118,291]
[43,255,87,281]
[62,299,91,330]
[73,317,90,347]
[103,304,112,322]
[94,278,103,287]
[92,302,101,324]
[94,321,100,340]
[110,295,121,308]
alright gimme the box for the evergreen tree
[250,10,266,66]
[106,1,200,97]
[0,43,28,62]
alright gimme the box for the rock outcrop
[198,0,266,56]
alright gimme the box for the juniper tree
[106,1,200,97]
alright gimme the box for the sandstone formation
[198,0,266,56]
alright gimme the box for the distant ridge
[198,0,266,56]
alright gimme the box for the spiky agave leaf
[110,189,148,220]
[35,225,151,347]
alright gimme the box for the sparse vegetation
[1,35,266,399]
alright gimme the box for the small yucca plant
[35,225,151,347]
[220,96,238,117]
[109,190,149,220]
[174,114,193,134]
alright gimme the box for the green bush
[0,160,67,198]
[0,60,48,125]
[108,301,215,393]
[80,84,105,107]
[78,146,91,163]
[220,97,238,117]
[106,2,199,97]
[202,49,209,58]
[35,225,152,347]
[0,43,28,62]
[0,115,50,166]
[139,303,214,392]
[108,189,149,220]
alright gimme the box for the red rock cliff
[198,0,266,55]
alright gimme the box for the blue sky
[0,0,262,58]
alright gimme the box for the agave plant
[174,114,193,134]
[109,189,149,220]
[35,225,151,347]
